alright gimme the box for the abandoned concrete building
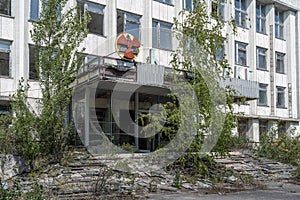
[0,0,300,152]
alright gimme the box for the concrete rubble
[0,150,298,199]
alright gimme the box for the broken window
[29,45,38,80]
[0,0,11,16]
[117,11,141,40]
[78,1,105,36]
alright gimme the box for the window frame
[29,45,39,80]
[154,0,174,6]
[275,10,284,39]
[152,20,173,51]
[276,86,285,108]
[258,83,268,106]
[29,0,39,21]
[0,40,12,77]
[256,3,266,34]
[216,40,225,61]
[0,0,11,16]
[211,0,225,20]
[78,0,105,36]
[235,0,247,28]
[275,52,285,74]
[117,10,141,41]
[235,41,247,66]
[256,47,267,70]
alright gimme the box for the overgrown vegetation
[139,0,238,176]
[0,0,89,169]
[0,179,44,200]
[255,127,300,167]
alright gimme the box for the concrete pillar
[106,0,117,55]
[248,119,259,142]
[84,87,90,147]
[134,92,139,148]
[14,0,27,83]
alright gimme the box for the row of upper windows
[258,83,286,108]
[234,42,285,74]
[0,0,174,51]
[217,41,286,74]
[0,40,34,78]
[182,0,288,40]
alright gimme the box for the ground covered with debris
[1,149,299,199]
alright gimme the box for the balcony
[75,56,167,88]
[223,78,259,100]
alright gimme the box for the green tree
[142,0,238,175]
[8,0,89,167]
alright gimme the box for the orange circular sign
[115,32,140,61]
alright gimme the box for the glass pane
[259,90,266,105]
[126,22,140,40]
[238,50,246,65]
[126,13,140,23]
[258,55,266,68]
[160,27,172,50]
[275,11,279,22]
[117,12,124,34]
[0,52,9,76]
[86,2,104,14]
[152,23,158,48]
[216,46,224,60]
[235,10,240,25]
[30,0,39,21]
[186,0,192,11]
[241,0,246,10]
[0,41,10,50]
[261,19,266,33]
[241,12,247,26]
[279,26,284,39]
[29,45,38,80]
[261,6,266,17]
[275,25,279,38]
[256,18,260,32]
[218,4,224,19]
[88,12,103,35]
[235,0,240,9]
[256,5,260,16]
[0,0,10,16]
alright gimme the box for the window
[0,0,11,16]
[182,0,193,11]
[275,10,284,39]
[276,86,285,108]
[258,83,267,106]
[275,52,285,74]
[259,120,268,134]
[117,11,141,40]
[152,20,172,50]
[235,42,247,66]
[78,1,104,36]
[0,40,11,77]
[216,41,225,61]
[257,47,267,70]
[0,103,11,116]
[154,0,173,6]
[256,4,266,33]
[29,45,38,80]
[238,119,248,137]
[235,0,247,28]
[211,0,225,20]
[30,0,39,21]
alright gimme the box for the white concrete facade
[0,0,300,142]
